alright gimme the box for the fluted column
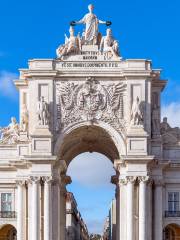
[139,176,148,240]
[154,180,163,240]
[43,177,52,240]
[127,176,136,240]
[16,180,25,240]
[30,177,40,240]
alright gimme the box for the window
[168,192,179,212]
[1,193,12,212]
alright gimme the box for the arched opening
[67,152,116,236]
[163,224,180,240]
[56,125,121,163]
[56,125,120,238]
[0,224,17,240]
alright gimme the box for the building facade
[0,4,180,240]
[66,192,89,240]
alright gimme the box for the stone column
[127,177,136,240]
[60,174,72,240]
[111,175,119,240]
[139,176,148,240]
[147,180,153,240]
[16,180,25,240]
[43,177,52,240]
[154,180,163,240]
[119,179,127,240]
[115,185,120,240]
[30,177,40,240]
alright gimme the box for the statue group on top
[56,4,120,59]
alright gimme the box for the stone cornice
[121,155,154,164]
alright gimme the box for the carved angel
[0,117,20,144]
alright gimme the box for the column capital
[42,176,53,184]
[28,176,41,184]
[16,180,26,186]
[126,176,136,183]
[138,176,149,183]
[119,178,128,186]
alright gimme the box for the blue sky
[0,0,180,234]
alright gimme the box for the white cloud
[67,152,115,188]
[162,102,180,128]
[0,71,18,98]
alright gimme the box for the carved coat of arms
[56,77,126,131]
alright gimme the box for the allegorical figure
[74,4,107,45]
[0,117,20,144]
[100,28,120,58]
[131,97,143,125]
[20,104,29,132]
[37,96,49,125]
[160,117,171,134]
[152,104,160,134]
[56,26,81,59]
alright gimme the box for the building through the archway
[1,4,180,240]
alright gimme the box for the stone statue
[37,96,49,125]
[160,117,171,134]
[131,97,143,125]
[74,4,108,45]
[20,104,28,132]
[100,28,120,58]
[56,26,81,59]
[152,104,160,134]
[0,117,20,144]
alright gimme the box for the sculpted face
[69,26,74,36]
[11,117,16,124]
[88,4,94,12]
[106,28,112,37]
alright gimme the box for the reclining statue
[0,117,20,144]
[56,26,81,59]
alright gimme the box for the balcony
[165,211,180,217]
[0,211,16,218]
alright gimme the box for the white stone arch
[54,120,126,164]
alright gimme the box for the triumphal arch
[0,4,180,240]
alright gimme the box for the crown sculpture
[56,4,120,60]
